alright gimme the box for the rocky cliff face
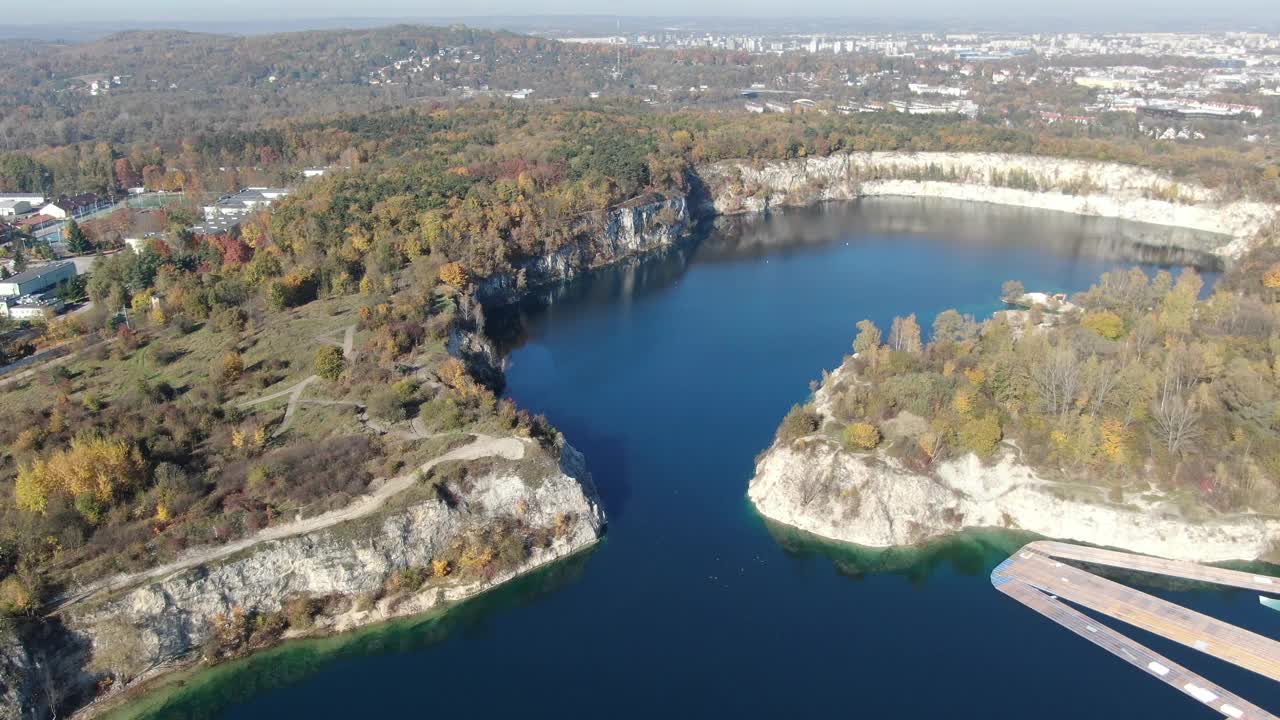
[699,153,1277,257]
[749,443,1280,563]
[37,442,603,718]
[0,625,37,720]
[476,195,691,302]
[748,366,1280,564]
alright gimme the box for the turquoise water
[127,198,1280,719]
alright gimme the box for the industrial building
[0,261,77,299]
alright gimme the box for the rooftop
[2,261,76,287]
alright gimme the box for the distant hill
[0,25,638,150]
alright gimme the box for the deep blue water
[125,198,1280,719]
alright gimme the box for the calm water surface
[123,198,1280,719]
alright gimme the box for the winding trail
[235,325,357,437]
[47,433,526,614]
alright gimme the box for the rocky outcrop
[43,441,603,718]
[749,366,1280,563]
[699,152,1277,257]
[0,624,37,720]
[750,443,1280,563]
[476,194,691,302]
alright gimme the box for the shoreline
[79,542,600,720]
[699,152,1276,259]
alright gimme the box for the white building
[0,199,33,217]
[202,187,291,221]
[0,294,64,320]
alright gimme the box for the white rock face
[63,443,604,695]
[701,153,1277,256]
[751,363,1280,563]
[749,443,1280,563]
[477,195,690,300]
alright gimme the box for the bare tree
[1150,350,1201,454]
[1085,356,1120,418]
[1030,344,1083,417]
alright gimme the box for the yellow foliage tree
[952,388,977,416]
[220,352,244,384]
[431,559,451,578]
[1100,418,1130,464]
[964,366,986,387]
[1263,263,1280,290]
[438,261,469,289]
[1082,311,1126,340]
[15,436,146,514]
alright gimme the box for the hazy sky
[24,0,1280,24]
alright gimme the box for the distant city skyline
[19,0,1280,25]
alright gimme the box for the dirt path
[47,433,526,614]
[235,324,357,437]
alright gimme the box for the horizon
[5,10,1280,31]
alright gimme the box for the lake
[118,197,1279,719]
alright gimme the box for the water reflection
[706,198,1228,268]
[488,197,1225,354]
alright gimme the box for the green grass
[2,294,367,411]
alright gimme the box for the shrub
[959,414,1003,457]
[843,422,882,450]
[314,346,345,381]
[368,387,407,422]
[777,404,821,443]
[0,573,42,616]
[210,306,248,333]
[151,344,182,365]
[219,352,245,384]
[284,597,321,629]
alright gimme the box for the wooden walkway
[992,541,1280,720]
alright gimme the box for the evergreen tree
[65,220,91,254]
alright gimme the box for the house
[0,261,77,298]
[39,193,111,220]
[302,168,328,179]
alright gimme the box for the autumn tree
[852,319,882,357]
[888,314,923,354]
[1001,280,1025,301]
[14,435,147,516]
[314,345,345,381]
[932,309,977,344]
[1081,311,1125,340]
[438,262,469,289]
[219,352,244,385]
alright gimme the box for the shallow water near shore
[117,198,1279,719]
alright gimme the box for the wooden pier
[992,540,1280,719]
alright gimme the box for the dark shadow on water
[542,414,633,522]
[108,549,597,720]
